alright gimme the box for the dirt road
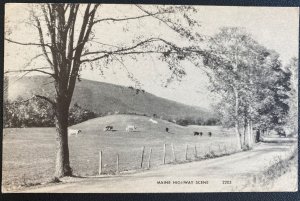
[21,141,296,193]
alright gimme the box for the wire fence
[80,142,239,175]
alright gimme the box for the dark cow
[104,126,113,131]
[278,132,286,138]
[194,132,200,136]
[277,128,286,138]
[200,132,203,136]
[208,132,212,137]
[166,127,169,132]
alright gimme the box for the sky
[4,4,299,109]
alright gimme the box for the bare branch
[111,55,141,88]
[5,67,55,78]
[19,52,49,70]
[80,36,207,64]
[71,4,97,53]
[67,4,99,104]
[91,40,121,48]
[4,93,56,108]
[41,4,55,43]
[82,4,99,45]
[64,4,70,13]
[82,38,165,57]
[80,37,197,63]
[81,51,174,63]
[135,5,175,31]
[35,94,56,107]
[135,5,200,41]
[5,38,52,48]
[65,4,79,30]
[66,4,79,77]
[93,10,167,24]
[41,4,58,74]
[10,96,35,104]
[3,71,31,92]
[33,15,54,67]
[75,4,91,50]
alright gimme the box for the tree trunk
[242,120,246,146]
[256,129,261,143]
[247,119,251,148]
[52,4,73,178]
[54,97,72,178]
[234,88,242,149]
[249,120,253,146]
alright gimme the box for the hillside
[5,76,213,120]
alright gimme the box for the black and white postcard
[2,3,298,193]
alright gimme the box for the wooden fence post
[171,143,176,162]
[98,151,102,175]
[148,148,152,169]
[140,146,145,168]
[163,144,166,164]
[194,145,197,158]
[185,144,188,160]
[116,154,119,174]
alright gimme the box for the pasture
[2,115,237,191]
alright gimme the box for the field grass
[2,115,237,191]
[245,143,298,191]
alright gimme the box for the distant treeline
[170,117,220,126]
[3,97,219,128]
[119,112,220,126]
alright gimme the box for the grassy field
[2,114,237,191]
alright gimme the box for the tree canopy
[203,27,292,148]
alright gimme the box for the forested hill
[5,76,213,121]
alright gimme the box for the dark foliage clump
[68,103,97,126]
[3,97,97,128]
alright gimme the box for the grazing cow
[277,128,286,138]
[208,132,212,137]
[68,129,82,136]
[126,125,137,132]
[149,118,158,124]
[200,132,203,136]
[104,126,113,131]
[194,132,200,136]
[278,132,286,138]
[166,127,169,132]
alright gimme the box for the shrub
[174,116,220,126]
[205,118,220,125]
[3,97,97,128]
[68,103,97,126]
[3,97,54,128]
[176,118,190,126]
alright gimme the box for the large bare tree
[5,3,205,177]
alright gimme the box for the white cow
[149,118,158,124]
[68,128,82,136]
[126,125,137,132]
